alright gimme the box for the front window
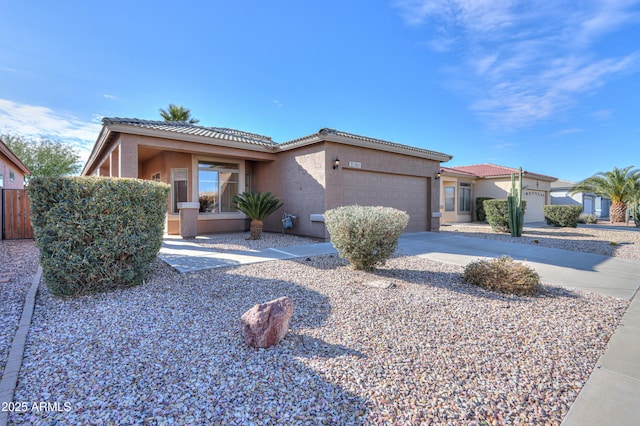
[459,182,471,213]
[198,162,239,213]
[445,187,455,211]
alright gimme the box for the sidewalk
[158,231,640,425]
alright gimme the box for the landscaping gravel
[6,230,630,425]
[441,224,640,261]
[0,240,39,374]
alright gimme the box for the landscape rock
[240,296,294,348]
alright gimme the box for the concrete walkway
[160,231,640,425]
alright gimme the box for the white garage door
[523,190,547,223]
[340,170,429,232]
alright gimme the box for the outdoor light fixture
[435,171,441,180]
[333,158,340,169]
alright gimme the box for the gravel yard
[4,229,632,425]
[0,240,39,375]
[441,223,640,261]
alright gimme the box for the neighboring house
[439,164,557,224]
[0,138,30,190]
[550,179,610,218]
[1,138,32,240]
[81,118,452,239]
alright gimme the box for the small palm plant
[232,192,284,240]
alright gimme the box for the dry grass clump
[463,256,540,296]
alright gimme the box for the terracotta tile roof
[444,163,556,181]
[102,117,277,147]
[439,166,477,178]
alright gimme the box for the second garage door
[523,189,547,223]
[340,170,429,232]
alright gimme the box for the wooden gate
[2,189,34,239]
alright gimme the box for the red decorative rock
[240,296,294,348]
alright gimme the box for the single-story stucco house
[439,164,557,224]
[81,118,453,239]
[550,179,610,218]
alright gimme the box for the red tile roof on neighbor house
[442,164,556,181]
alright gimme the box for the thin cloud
[0,99,102,161]
[553,128,586,136]
[591,108,613,120]
[103,94,116,100]
[393,0,640,130]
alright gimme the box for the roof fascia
[81,124,112,176]
[279,132,452,162]
[0,141,31,175]
[106,123,278,153]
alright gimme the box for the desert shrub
[475,197,493,222]
[463,256,540,296]
[324,205,409,271]
[578,213,598,224]
[543,205,583,227]
[483,199,527,233]
[28,177,170,296]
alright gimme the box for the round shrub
[28,177,170,296]
[463,256,540,296]
[578,213,598,224]
[324,205,409,271]
[542,205,583,227]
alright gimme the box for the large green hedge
[542,205,583,227]
[483,199,527,233]
[28,177,170,296]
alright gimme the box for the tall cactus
[508,167,524,237]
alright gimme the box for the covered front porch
[85,127,278,236]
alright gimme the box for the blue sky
[1,0,639,182]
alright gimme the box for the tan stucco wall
[253,144,327,238]
[0,152,26,190]
[474,177,551,199]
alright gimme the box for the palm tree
[159,104,200,124]
[570,166,640,223]
[232,192,284,240]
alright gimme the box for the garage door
[523,190,546,223]
[340,170,429,232]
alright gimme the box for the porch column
[177,202,200,239]
[118,141,138,178]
